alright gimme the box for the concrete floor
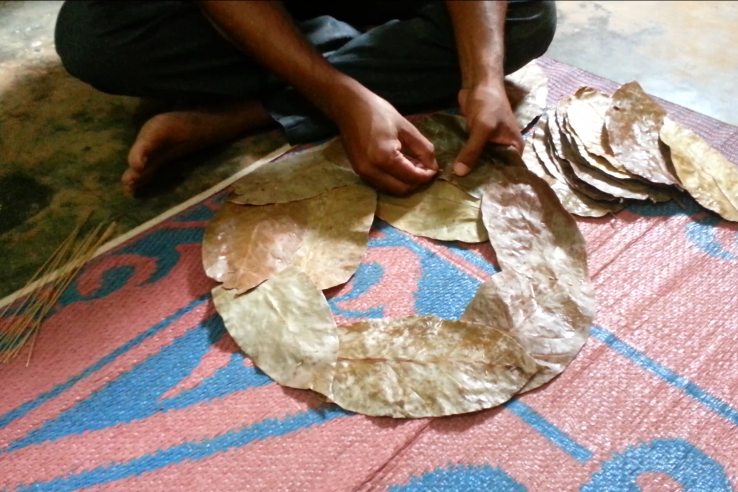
[0,0,736,298]
[549,1,738,126]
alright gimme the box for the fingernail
[453,162,469,176]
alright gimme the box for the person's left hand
[454,83,524,176]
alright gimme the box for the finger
[509,129,525,155]
[376,149,437,185]
[360,165,416,196]
[454,126,490,176]
[398,123,438,171]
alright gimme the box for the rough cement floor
[0,1,736,299]
[549,1,738,126]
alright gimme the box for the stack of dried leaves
[522,81,738,221]
[202,62,738,419]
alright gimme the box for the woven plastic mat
[1,57,738,491]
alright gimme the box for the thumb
[454,126,489,176]
[496,118,525,155]
[509,130,525,155]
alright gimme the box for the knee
[504,0,557,74]
[532,1,557,56]
[54,2,128,94]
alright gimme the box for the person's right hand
[334,88,439,195]
[454,82,524,177]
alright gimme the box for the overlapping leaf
[292,184,377,287]
[414,113,467,170]
[212,266,339,397]
[203,183,376,293]
[565,87,627,172]
[330,315,538,418]
[231,143,361,205]
[606,81,679,185]
[553,107,653,201]
[376,180,487,243]
[414,113,507,199]
[523,126,621,217]
[504,60,549,129]
[464,166,596,391]
[322,137,353,170]
[202,200,306,293]
[660,118,738,222]
[544,112,618,202]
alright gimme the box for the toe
[121,167,140,194]
[127,144,148,172]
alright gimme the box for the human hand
[335,89,438,195]
[454,83,524,176]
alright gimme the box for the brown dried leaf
[660,118,738,222]
[532,120,567,182]
[203,184,376,293]
[212,266,339,397]
[544,113,619,202]
[440,162,501,199]
[292,184,377,288]
[504,60,549,129]
[606,81,679,185]
[230,144,361,205]
[413,113,510,199]
[376,180,487,243]
[562,111,671,203]
[468,166,596,390]
[202,200,306,293]
[414,113,467,170]
[523,127,622,217]
[442,146,529,199]
[554,107,651,201]
[322,137,353,170]
[566,87,635,178]
[330,315,537,418]
[560,107,633,181]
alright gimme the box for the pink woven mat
[1,57,738,491]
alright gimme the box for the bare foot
[123,100,274,194]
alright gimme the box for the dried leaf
[544,113,619,202]
[554,107,652,201]
[480,165,591,277]
[203,184,376,293]
[440,162,501,199]
[561,110,634,181]
[376,180,487,243]
[231,144,361,205]
[330,315,537,418]
[565,87,629,173]
[523,127,622,217]
[413,113,510,199]
[212,266,339,397]
[292,184,377,288]
[468,166,596,390]
[414,113,467,170]
[660,118,738,222]
[202,200,306,293]
[322,137,353,170]
[606,81,679,185]
[532,120,567,182]
[504,60,549,129]
[561,103,672,203]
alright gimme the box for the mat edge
[0,143,293,310]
